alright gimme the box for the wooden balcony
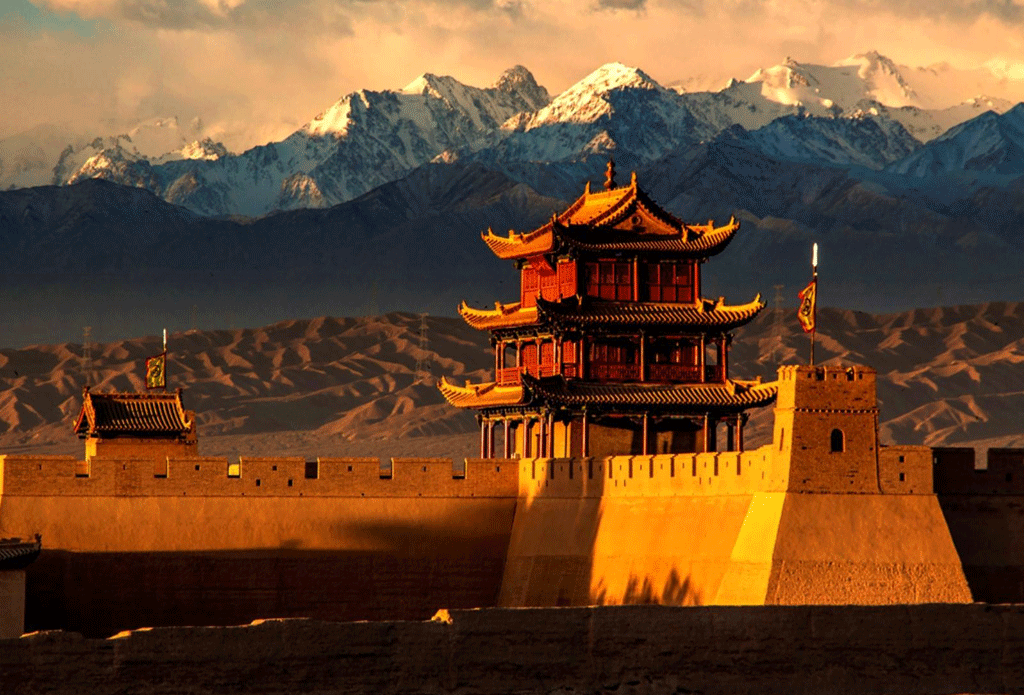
[589,364,641,381]
[648,364,702,382]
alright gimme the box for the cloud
[7,0,1024,152]
[595,0,648,10]
[832,0,1024,24]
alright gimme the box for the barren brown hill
[0,303,1021,460]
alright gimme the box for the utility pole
[414,313,430,383]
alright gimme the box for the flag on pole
[145,352,166,389]
[797,279,817,334]
[146,328,168,390]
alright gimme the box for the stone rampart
[932,446,1024,603]
[4,604,1024,695]
[0,455,520,637]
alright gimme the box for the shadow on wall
[593,569,699,607]
[503,456,717,609]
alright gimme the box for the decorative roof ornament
[604,158,616,191]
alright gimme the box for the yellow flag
[797,279,817,334]
[146,352,166,390]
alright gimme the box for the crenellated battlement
[0,455,518,499]
[514,448,786,498]
[932,448,1024,495]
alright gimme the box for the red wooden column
[503,419,511,458]
[641,413,649,456]
[479,418,487,458]
[698,335,706,382]
[736,413,745,453]
[638,331,646,382]
[722,334,730,380]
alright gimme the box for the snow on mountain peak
[573,62,661,93]
[835,51,918,107]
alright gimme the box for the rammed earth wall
[4,605,1024,695]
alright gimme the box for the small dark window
[422,466,427,472]
[272,465,278,471]
[255,479,261,487]
[347,465,353,472]
[899,473,906,482]
[288,479,293,487]
[830,429,845,453]
[195,464,201,471]
[305,460,318,479]
[1007,473,1013,483]
[496,465,501,472]
[898,455,905,463]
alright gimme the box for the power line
[414,312,431,383]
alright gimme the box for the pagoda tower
[439,162,778,459]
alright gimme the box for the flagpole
[810,243,818,367]
[163,328,168,392]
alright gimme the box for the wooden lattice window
[585,261,632,301]
[645,262,695,303]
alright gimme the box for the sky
[3,0,1024,151]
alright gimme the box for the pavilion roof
[74,389,193,438]
[522,375,778,409]
[458,301,538,331]
[437,378,527,409]
[481,172,739,260]
[438,374,778,411]
[536,295,765,330]
[458,295,765,332]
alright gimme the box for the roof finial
[604,158,616,191]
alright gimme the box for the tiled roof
[522,375,779,409]
[0,537,41,570]
[437,377,527,408]
[458,301,539,330]
[558,217,739,256]
[537,295,765,329]
[480,173,738,260]
[439,374,778,411]
[74,390,192,437]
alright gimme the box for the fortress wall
[932,447,1024,603]
[515,448,786,500]
[765,493,972,604]
[502,452,789,608]
[0,455,518,500]
[0,454,520,637]
[6,604,1024,695]
[878,446,933,494]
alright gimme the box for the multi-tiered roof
[439,163,777,458]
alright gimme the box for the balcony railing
[648,364,702,382]
[589,364,641,381]
[496,364,560,385]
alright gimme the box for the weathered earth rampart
[0,455,519,636]
[4,604,1024,695]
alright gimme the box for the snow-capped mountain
[10,51,1024,217]
[887,103,1024,178]
[675,52,1017,145]
[52,66,550,217]
[472,63,713,164]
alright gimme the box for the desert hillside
[0,303,1020,460]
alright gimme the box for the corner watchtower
[772,365,880,493]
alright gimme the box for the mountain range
[3,304,1021,460]
[0,51,1022,347]
[3,52,1024,218]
